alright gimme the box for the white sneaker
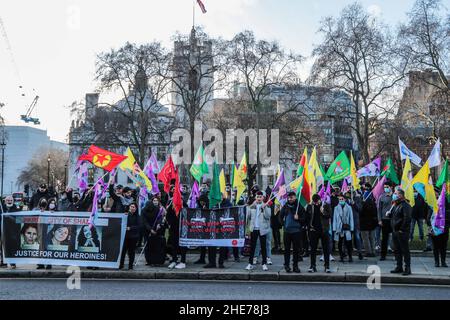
[168,262,177,269]
[267,258,272,265]
[319,255,324,261]
[253,257,258,264]
[175,262,186,269]
[262,264,268,271]
[330,255,335,261]
[245,264,254,271]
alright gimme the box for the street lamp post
[64,164,68,189]
[47,156,51,186]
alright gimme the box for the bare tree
[397,0,450,155]
[226,30,303,186]
[310,2,407,163]
[17,147,68,192]
[72,42,175,167]
[398,0,449,91]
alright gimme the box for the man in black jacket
[306,194,332,273]
[279,192,306,273]
[410,193,428,242]
[389,188,412,276]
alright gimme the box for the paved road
[0,279,449,300]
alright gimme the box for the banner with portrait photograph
[1,211,127,268]
[179,207,246,247]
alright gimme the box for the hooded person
[142,196,167,266]
[30,184,51,210]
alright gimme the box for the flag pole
[192,0,195,28]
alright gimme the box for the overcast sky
[0,0,417,142]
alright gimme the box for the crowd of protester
[0,179,449,276]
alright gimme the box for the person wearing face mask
[30,184,51,210]
[57,190,71,211]
[47,199,57,212]
[389,188,412,276]
[306,194,332,273]
[377,183,394,261]
[245,191,272,271]
[1,196,21,268]
[142,196,167,266]
[333,195,354,262]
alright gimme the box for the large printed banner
[1,211,127,268]
[179,207,246,247]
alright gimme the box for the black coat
[142,203,167,236]
[412,194,428,220]
[125,212,142,239]
[390,199,412,233]
[360,197,378,231]
[30,190,51,209]
[305,203,331,233]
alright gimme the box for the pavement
[1,279,449,300]
[1,251,450,286]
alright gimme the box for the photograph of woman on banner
[76,225,101,253]
[20,224,40,250]
[45,225,74,251]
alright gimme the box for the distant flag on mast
[197,0,207,13]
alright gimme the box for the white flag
[398,138,422,167]
[427,138,441,168]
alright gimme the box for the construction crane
[20,95,40,125]
[0,16,41,125]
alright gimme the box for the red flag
[197,0,207,13]
[78,145,127,172]
[172,169,183,216]
[158,156,177,193]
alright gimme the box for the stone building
[68,70,174,188]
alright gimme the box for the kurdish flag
[190,145,209,183]
[381,157,399,185]
[326,151,350,184]
[79,145,127,172]
[293,148,311,207]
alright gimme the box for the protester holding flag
[333,194,354,263]
[427,189,449,268]
[166,183,188,270]
[279,191,306,273]
[389,188,412,276]
[119,203,142,270]
[306,194,332,273]
[377,182,394,260]
[245,191,271,271]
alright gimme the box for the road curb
[0,270,449,285]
